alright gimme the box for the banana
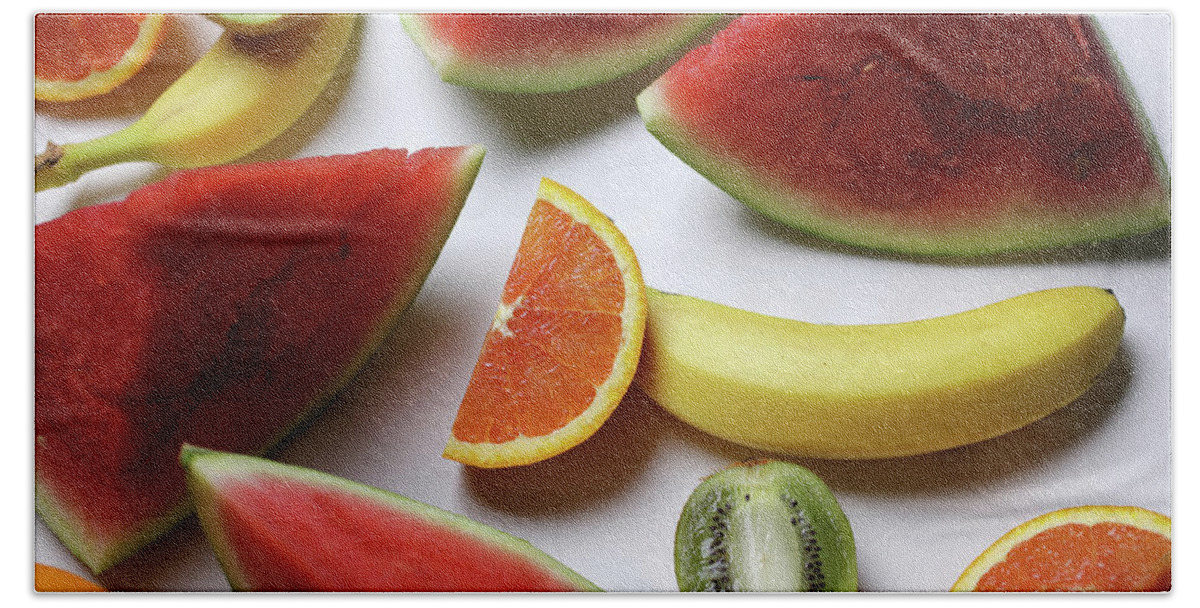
[635,286,1124,459]
[205,14,321,36]
[35,14,357,192]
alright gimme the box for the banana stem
[35,130,148,192]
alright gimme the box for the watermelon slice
[638,14,1170,256]
[35,146,485,573]
[180,446,600,591]
[400,13,720,93]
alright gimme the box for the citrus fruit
[444,178,647,468]
[952,505,1171,592]
[34,564,105,592]
[35,13,169,103]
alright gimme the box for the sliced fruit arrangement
[35,13,170,103]
[443,178,647,468]
[400,13,720,93]
[182,446,600,591]
[952,506,1171,592]
[636,286,1125,459]
[35,146,485,573]
[34,563,106,592]
[675,460,857,592]
[35,13,357,191]
[638,13,1170,255]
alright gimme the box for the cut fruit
[35,13,169,102]
[444,178,647,468]
[35,146,484,573]
[674,460,857,592]
[34,564,105,592]
[400,13,720,92]
[638,14,1170,256]
[182,446,600,591]
[952,506,1171,592]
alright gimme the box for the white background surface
[32,12,1172,593]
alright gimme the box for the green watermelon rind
[35,485,192,575]
[35,146,486,574]
[636,17,1171,257]
[180,446,601,592]
[399,13,722,93]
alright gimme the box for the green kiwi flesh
[674,460,858,592]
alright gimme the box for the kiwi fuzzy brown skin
[675,459,858,592]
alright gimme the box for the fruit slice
[35,146,485,573]
[952,506,1171,592]
[35,13,169,102]
[444,178,647,468]
[636,286,1124,459]
[675,460,857,592]
[638,14,1170,256]
[400,13,720,92]
[34,564,105,592]
[182,446,600,591]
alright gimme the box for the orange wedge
[952,505,1171,592]
[34,564,105,592]
[35,13,169,103]
[444,178,647,468]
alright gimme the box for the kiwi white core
[729,493,805,591]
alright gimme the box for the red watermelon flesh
[35,146,485,573]
[400,13,720,93]
[638,14,1169,255]
[181,446,600,591]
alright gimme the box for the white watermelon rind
[635,16,1170,257]
[181,446,601,592]
[35,146,487,575]
[399,13,722,94]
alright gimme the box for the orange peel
[444,178,646,468]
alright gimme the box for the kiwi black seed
[674,459,857,592]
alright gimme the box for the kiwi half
[674,459,858,592]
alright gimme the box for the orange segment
[35,13,169,102]
[952,505,1171,592]
[444,178,646,468]
[34,563,105,592]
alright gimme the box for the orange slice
[444,178,647,468]
[952,505,1171,592]
[35,13,169,103]
[34,564,105,592]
